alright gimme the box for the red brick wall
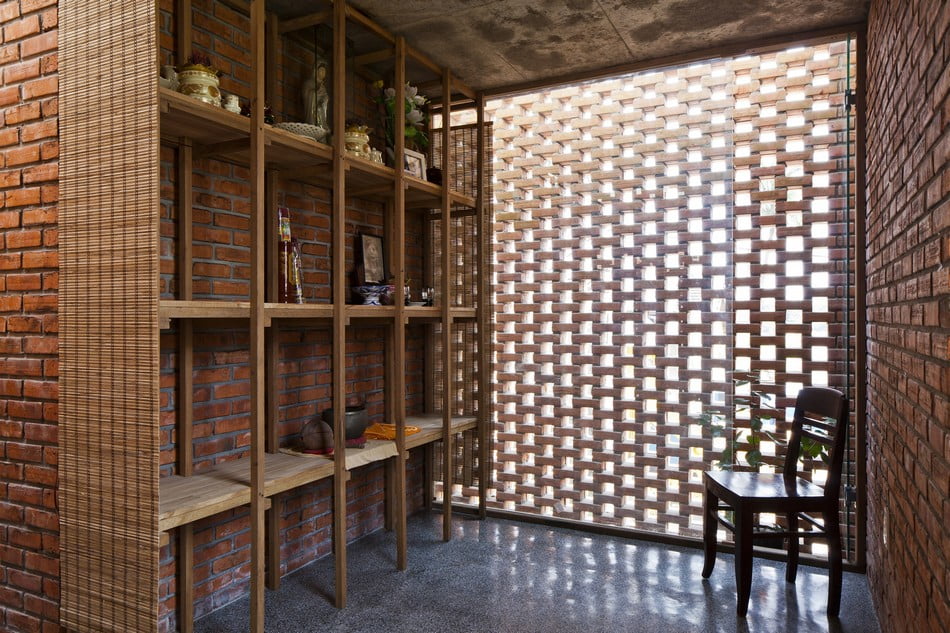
[0,0,59,631]
[865,1,950,631]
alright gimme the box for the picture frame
[403,148,427,180]
[359,233,385,284]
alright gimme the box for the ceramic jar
[177,65,221,106]
[344,125,371,159]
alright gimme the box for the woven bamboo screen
[60,2,160,631]
[430,121,492,496]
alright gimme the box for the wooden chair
[701,386,849,617]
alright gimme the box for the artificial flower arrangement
[374,80,429,151]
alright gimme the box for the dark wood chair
[701,386,849,617]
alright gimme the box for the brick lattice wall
[489,41,857,545]
[865,0,950,631]
[0,0,59,631]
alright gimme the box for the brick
[21,76,56,99]
[19,30,56,58]
[3,15,40,43]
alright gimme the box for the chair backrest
[782,386,849,499]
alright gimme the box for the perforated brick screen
[487,40,857,551]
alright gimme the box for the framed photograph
[403,148,427,180]
[359,233,385,284]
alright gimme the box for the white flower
[413,95,427,106]
[405,84,418,99]
[384,87,396,99]
[406,109,424,125]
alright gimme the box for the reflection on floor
[194,513,881,633]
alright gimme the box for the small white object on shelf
[222,94,241,114]
[274,122,327,142]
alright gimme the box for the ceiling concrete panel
[281,0,868,92]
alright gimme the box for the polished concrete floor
[195,512,881,633]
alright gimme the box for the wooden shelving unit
[151,2,489,632]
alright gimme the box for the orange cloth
[363,422,420,440]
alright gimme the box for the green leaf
[746,449,763,467]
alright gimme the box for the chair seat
[704,471,826,507]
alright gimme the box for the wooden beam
[266,13,279,107]
[345,4,395,44]
[440,66,454,543]
[278,10,332,34]
[475,92,489,520]
[354,47,395,68]
[176,0,192,63]
[331,0,349,610]
[266,495,282,590]
[406,43,440,75]
[218,0,251,16]
[178,526,194,633]
[248,0,267,631]
[393,38,408,571]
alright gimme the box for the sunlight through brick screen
[486,41,857,545]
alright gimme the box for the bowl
[352,285,384,305]
[321,406,369,440]
[274,122,327,142]
[408,301,426,307]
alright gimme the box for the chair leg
[826,509,842,617]
[786,512,799,583]
[702,487,718,578]
[734,508,754,617]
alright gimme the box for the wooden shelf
[264,126,333,187]
[159,451,341,532]
[160,87,249,147]
[403,306,476,321]
[345,304,397,320]
[406,413,478,450]
[158,301,470,327]
[344,154,395,197]
[159,299,251,328]
[263,302,333,321]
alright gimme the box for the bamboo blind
[60,1,160,631]
[431,122,493,492]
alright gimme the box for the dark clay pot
[321,406,369,439]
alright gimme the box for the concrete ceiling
[345,0,868,93]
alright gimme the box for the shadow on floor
[194,512,880,633]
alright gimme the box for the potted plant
[697,373,829,471]
[177,52,222,107]
[373,80,428,157]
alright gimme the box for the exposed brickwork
[865,0,950,631]
[0,0,59,631]
[487,42,857,545]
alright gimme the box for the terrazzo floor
[194,512,881,633]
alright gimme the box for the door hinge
[845,485,857,505]
[844,89,857,110]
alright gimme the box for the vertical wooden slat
[265,12,279,107]
[60,1,160,630]
[440,69,454,542]
[248,1,266,631]
[393,38,408,570]
[176,138,195,633]
[331,0,348,610]
[176,0,192,63]
[475,93,489,519]
[264,170,281,591]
